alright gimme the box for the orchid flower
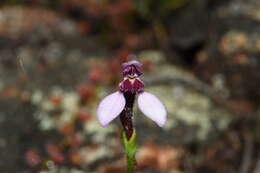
[97,60,167,172]
[97,60,167,136]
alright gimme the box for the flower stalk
[123,130,137,173]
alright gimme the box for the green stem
[123,130,137,173]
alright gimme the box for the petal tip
[99,120,109,126]
[96,109,113,126]
[157,118,166,127]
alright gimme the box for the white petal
[97,91,126,126]
[138,92,167,126]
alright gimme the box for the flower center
[119,78,144,94]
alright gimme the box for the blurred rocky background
[0,0,260,173]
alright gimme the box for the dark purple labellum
[119,92,135,140]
